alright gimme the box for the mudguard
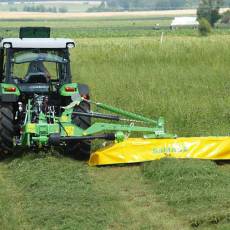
[78,83,90,97]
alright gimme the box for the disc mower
[0,27,229,165]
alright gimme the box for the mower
[0,27,229,165]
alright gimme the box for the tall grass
[72,36,230,137]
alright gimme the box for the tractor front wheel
[0,103,14,158]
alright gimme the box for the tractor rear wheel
[0,103,14,158]
[66,101,91,160]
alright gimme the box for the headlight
[3,43,11,48]
[66,42,75,48]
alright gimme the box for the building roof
[0,38,75,49]
[171,17,199,27]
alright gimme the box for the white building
[171,17,199,29]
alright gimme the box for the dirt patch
[0,9,198,20]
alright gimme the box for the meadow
[0,17,229,229]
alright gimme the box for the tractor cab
[0,27,92,158]
[0,31,75,94]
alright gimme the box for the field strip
[0,9,210,20]
[89,165,190,229]
[0,10,196,19]
[0,163,28,229]
[0,8,229,20]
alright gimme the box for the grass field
[1,18,230,38]
[0,16,229,229]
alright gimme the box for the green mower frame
[23,95,174,147]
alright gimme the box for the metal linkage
[23,97,175,147]
[72,111,120,121]
[84,99,159,125]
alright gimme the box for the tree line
[90,0,230,11]
[23,5,68,13]
[4,0,230,11]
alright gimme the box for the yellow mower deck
[89,137,230,166]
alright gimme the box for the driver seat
[24,61,50,83]
[25,72,49,83]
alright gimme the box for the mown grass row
[0,154,124,229]
[142,159,230,229]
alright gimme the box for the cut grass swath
[142,159,230,229]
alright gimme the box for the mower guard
[89,137,230,166]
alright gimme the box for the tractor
[0,27,92,158]
[0,27,170,160]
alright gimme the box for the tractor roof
[0,38,75,49]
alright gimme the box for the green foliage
[23,5,68,13]
[199,18,212,36]
[102,0,230,9]
[9,6,17,11]
[90,0,193,11]
[143,159,230,228]
[6,0,230,12]
[89,0,230,11]
[23,5,56,13]
[58,6,68,13]
[197,0,223,27]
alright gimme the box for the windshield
[13,52,68,64]
[8,49,70,81]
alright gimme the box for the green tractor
[0,27,171,159]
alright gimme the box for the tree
[171,0,186,8]
[198,18,211,36]
[197,0,223,27]
[106,0,119,8]
[119,0,130,10]
[58,7,67,13]
[155,0,171,10]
